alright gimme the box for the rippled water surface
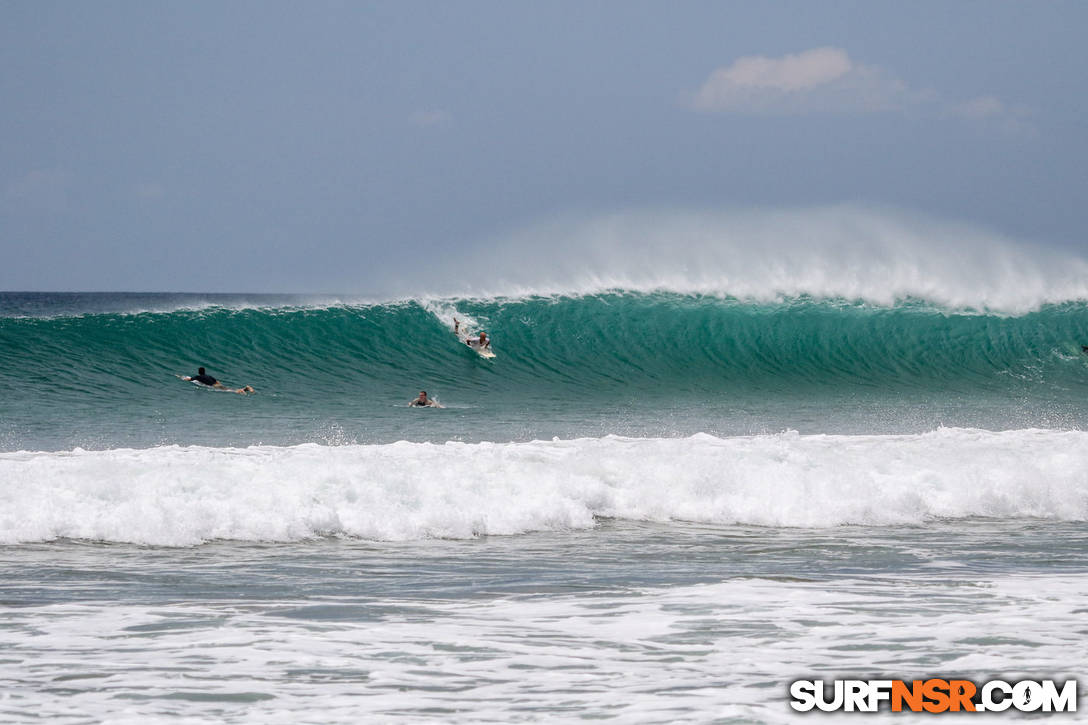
[2,520,1086,723]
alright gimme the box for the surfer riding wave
[454,319,490,350]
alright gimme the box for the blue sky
[2,1,1086,293]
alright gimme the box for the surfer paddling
[409,390,441,408]
[179,367,255,395]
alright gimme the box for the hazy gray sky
[2,1,1086,294]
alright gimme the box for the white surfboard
[464,339,495,358]
[454,318,495,358]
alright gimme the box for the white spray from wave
[2,429,1087,546]
[419,300,487,342]
[424,205,1088,313]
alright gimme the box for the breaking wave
[2,429,1087,545]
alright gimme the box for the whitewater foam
[3,572,1085,724]
[3,429,1086,546]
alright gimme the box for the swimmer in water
[179,367,255,394]
[409,390,440,408]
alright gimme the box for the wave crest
[434,206,1088,313]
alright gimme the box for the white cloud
[702,47,853,93]
[946,95,1033,133]
[408,109,452,127]
[691,47,925,114]
[940,94,1031,133]
[690,47,1028,131]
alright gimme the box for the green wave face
[3,292,1088,449]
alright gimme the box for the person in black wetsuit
[409,390,438,407]
[180,367,255,394]
[186,367,218,386]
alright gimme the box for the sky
[2,1,1087,294]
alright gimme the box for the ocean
[2,290,1087,722]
